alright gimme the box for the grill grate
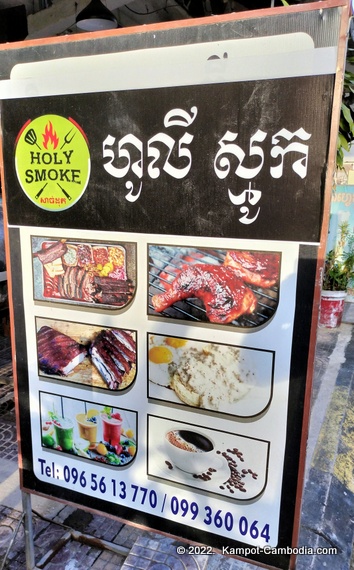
[148,246,279,328]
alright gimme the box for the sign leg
[21,491,36,570]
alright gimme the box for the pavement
[1,311,354,570]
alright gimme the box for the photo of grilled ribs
[89,329,136,390]
[37,325,88,376]
[36,320,137,391]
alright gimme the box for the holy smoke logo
[15,114,91,211]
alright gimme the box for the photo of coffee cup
[165,428,218,474]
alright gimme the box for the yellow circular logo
[15,115,90,211]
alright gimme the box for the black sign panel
[3,74,333,241]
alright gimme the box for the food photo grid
[32,235,137,309]
[21,226,297,550]
[148,333,274,417]
[147,416,270,501]
[40,393,137,467]
[148,245,281,328]
[36,317,137,391]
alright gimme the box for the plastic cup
[76,413,98,449]
[101,414,122,447]
[53,417,74,451]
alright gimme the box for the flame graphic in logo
[42,122,59,150]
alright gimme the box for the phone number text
[38,458,272,544]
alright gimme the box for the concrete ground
[1,317,354,569]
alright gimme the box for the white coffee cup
[165,428,218,474]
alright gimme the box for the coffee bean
[184,443,257,497]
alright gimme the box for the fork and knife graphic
[60,128,76,150]
[25,126,76,151]
[34,183,72,201]
[27,126,76,201]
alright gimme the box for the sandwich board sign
[0,1,349,568]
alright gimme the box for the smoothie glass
[101,413,122,447]
[53,417,74,451]
[76,413,98,449]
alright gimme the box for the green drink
[53,417,74,451]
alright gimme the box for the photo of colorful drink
[76,409,98,449]
[40,395,137,466]
[53,416,74,451]
[101,411,123,447]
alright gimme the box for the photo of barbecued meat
[37,326,88,376]
[36,319,137,391]
[93,276,135,306]
[149,245,280,327]
[223,251,281,288]
[151,264,258,324]
[89,329,137,390]
[33,240,68,265]
[57,266,97,302]
[111,328,137,354]
[32,237,137,310]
